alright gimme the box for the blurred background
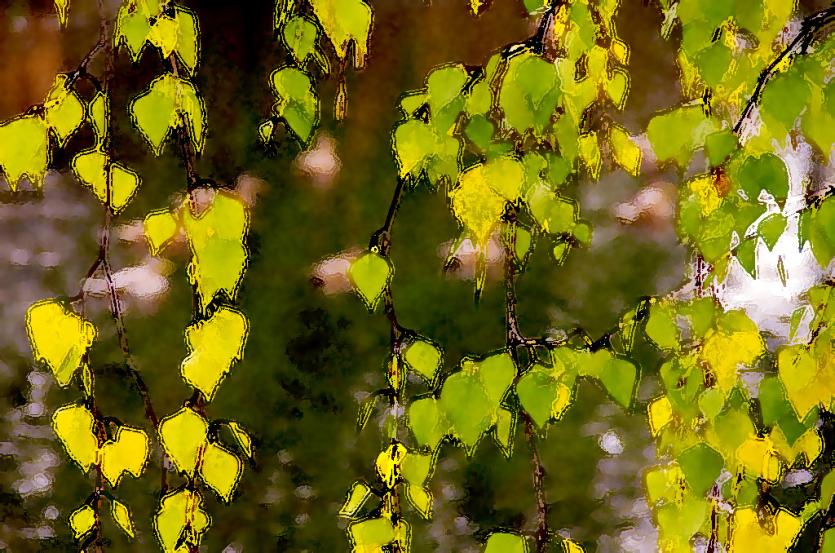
[0,0,821,551]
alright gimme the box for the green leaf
[52,403,98,472]
[736,153,788,203]
[821,470,835,513]
[182,191,250,309]
[526,184,576,235]
[704,129,737,167]
[70,505,96,539]
[401,451,432,485]
[154,489,210,553]
[647,106,716,168]
[130,73,206,155]
[758,213,786,250]
[158,407,208,476]
[309,0,372,68]
[677,442,724,496]
[99,426,149,487]
[44,75,85,146]
[484,532,528,553]
[646,302,679,351]
[806,197,835,267]
[181,306,249,401]
[147,15,179,58]
[110,499,135,539]
[393,119,460,183]
[761,69,810,130]
[270,67,319,144]
[26,299,96,387]
[173,6,200,75]
[200,441,242,502]
[517,366,572,429]
[348,251,392,311]
[426,64,468,132]
[450,166,507,247]
[0,115,49,190]
[283,16,321,66]
[408,398,447,450]
[736,239,756,277]
[695,41,732,88]
[339,481,372,518]
[499,51,561,135]
[403,339,442,382]
[597,357,637,408]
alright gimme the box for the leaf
[730,508,801,552]
[0,115,49,190]
[375,442,406,488]
[348,518,395,550]
[484,532,528,553]
[408,398,448,450]
[44,75,85,146]
[392,119,460,183]
[406,484,432,519]
[200,441,242,502]
[609,125,641,176]
[89,91,108,143]
[403,339,442,382]
[26,299,96,387]
[270,67,319,145]
[181,306,248,401]
[130,73,206,155]
[54,0,69,25]
[647,396,673,437]
[100,426,150,487]
[182,191,250,310]
[563,539,585,553]
[111,499,135,539]
[499,51,561,135]
[805,197,835,267]
[158,407,208,476]
[578,132,601,178]
[309,0,372,68]
[173,7,200,75]
[283,16,322,67]
[705,129,737,167]
[154,489,210,553]
[646,302,679,351]
[226,421,253,458]
[597,357,637,408]
[761,69,810,130]
[339,481,372,518]
[426,64,468,132]
[144,209,180,256]
[516,366,572,429]
[69,505,96,539]
[71,148,141,213]
[677,442,724,496]
[348,251,392,311]
[736,436,783,482]
[258,120,274,143]
[646,106,716,168]
[699,311,764,394]
[52,403,98,472]
[148,15,179,58]
[758,213,786,250]
[401,451,432,485]
[115,2,152,61]
[736,153,789,203]
[526,184,576,235]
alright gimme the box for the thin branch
[523,413,549,553]
[733,6,835,134]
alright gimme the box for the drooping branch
[733,6,835,134]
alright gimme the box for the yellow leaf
[340,481,372,518]
[173,7,200,75]
[688,175,722,217]
[181,306,248,401]
[778,344,835,420]
[771,426,822,468]
[110,498,135,538]
[54,0,69,25]
[71,148,141,213]
[89,91,108,143]
[609,125,641,176]
[69,504,96,539]
[158,407,208,476]
[148,15,180,58]
[564,538,585,553]
[226,421,252,458]
[309,0,372,68]
[44,75,85,146]
[53,403,98,472]
[99,426,149,487]
[699,314,764,394]
[27,300,96,387]
[736,436,783,483]
[182,190,250,310]
[144,209,180,256]
[578,132,601,178]
[610,39,629,65]
[648,395,673,437]
[449,165,507,248]
[375,442,406,489]
[0,115,49,190]
[199,441,242,502]
[730,507,801,553]
[406,484,432,519]
[154,489,211,553]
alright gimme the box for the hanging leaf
[402,339,442,382]
[154,489,211,553]
[269,67,319,145]
[129,73,206,155]
[339,481,372,518]
[181,306,249,401]
[26,300,96,387]
[309,0,372,68]
[348,518,395,551]
[71,148,141,213]
[144,209,180,256]
[609,125,641,176]
[348,251,392,311]
[52,403,99,472]
[225,421,253,458]
[110,499,135,539]
[43,75,85,146]
[69,505,96,539]
[498,51,561,135]
[54,0,69,25]
[157,407,208,476]
[99,426,150,487]
[89,92,108,143]
[484,532,528,553]
[173,6,200,75]
[0,115,49,190]
[200,441,243,502]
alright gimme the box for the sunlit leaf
[71,148,141,213]
[729,507,800,552]
[226,421,253,458]
[609,125,641,176]
[406,484,432,519]
[130,73,206,155]
[200,441,242,502]
[349,517,395,550]
[339,481,372,518]
[0,115,49,190]
[111,499,135,539]
[52,403,98,472]
[99,426,149,487]
[89,91,108,143]
[403,339,442,382]
[54,0,69,25]
[181,306,248,401]
[484,532,528,553]
[173,7,200,75]
[26,299,96,387]
[158,407,208,476]
[44,75,85,146]
[348,251,392,311]
[69,504,96,539]
[309,0,372,68]
[154,489,210,553]
[499,51,560,135]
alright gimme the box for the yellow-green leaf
[226,421,253,458]
[0,115,49,190]
[173,7,199,75]
[69,505,96,539]
[309,0,372,68]
[406,484,432,519]
[181,306,249,401]
[450,165,507,248]
[199,441,242,502]
[99,426,149,487]
[181,190,249,310]
[89,91,108,143]
[26,299,96,387]
[144,209,180,256]
[348,251,392,311]
[111,498,135,538]
[71,148,141,213]
[339,480,372,518]
[609,125,641,176]
[130,73,206,155]
[154,489,210,553]
[148,15,179,58]
[348,517,396,549]
[52,403,98,472]
[158,407,208,476]
[729,507,801,552]
[44,75,85,146]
